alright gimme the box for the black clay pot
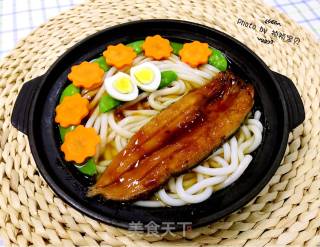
[11,20,305,231]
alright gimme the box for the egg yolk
[134,68,154,84]
[113,77,133,94]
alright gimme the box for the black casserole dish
[11,20,305,231]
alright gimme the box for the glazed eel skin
[89,71,254,201]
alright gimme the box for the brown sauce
[113,82,243,185]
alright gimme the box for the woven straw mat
[0,0,319,246]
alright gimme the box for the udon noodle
[83,54,263,206]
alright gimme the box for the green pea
[170,42,183,55]
[77,158,97,176]
[159,71,178,89]
[60,84,80,103]
[92,56,110,72]
[127,40,144,54]
[99,94,121,113]
[208,49,228,71]
[59,125,76,142]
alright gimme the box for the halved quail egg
[130,62,161,92]
[104,72,138,101]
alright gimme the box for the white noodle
[134,200,165,207]
[158,189,186,206]
[100,113,108,148]
[193,137,238,176]
[108,113,133,139]
[246,125,262,153]
[200,64,220,73]
[223,142,231,163]
[93,115,101,133]
[148,80,186,110]
[85,107,99,128]
[168,178,177,193]
[119,92,150,109]
[115,135,124,152]
[254,111,261,120]
[175,175,213,204]
[132,54,146,66]
[222,155,253,188]
[186,175,226,194]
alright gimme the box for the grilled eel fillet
[89,71,254,200]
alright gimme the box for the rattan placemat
[0,0,319,246]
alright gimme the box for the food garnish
[61,125,100,164]
[127,40,144,54]
[60,84,80,103]
[92,56,110,72]
[55,94,89,127]
[103,44,137,69]
[159,70,178,89]
[142,35,173,60]
[99,94,121,113]
[68,61,104,89]
[179,41,212,67]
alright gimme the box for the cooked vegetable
[59,125,75,142]
[99,94,121,113]
[208,49,228,71]
[103,44,137,69]
[104,72,139,101]
[159,70,178,89]
[60,84,80,103]
[130,62,161,92]
[89,72,254,200]
[127,40,144,54]
[78,158,97,176]
[170,42,183,55]
[92,56,110,72]
[142,35,173,60]
[68,61,105,89]
[55,94,89,127]
[179,41,212,67]
[61,125,100,164]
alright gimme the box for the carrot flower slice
[61,125,100,164]
[55,94,89,127]
[142,35,173,60]
[103,44,137,69]
[179,41,212,67]
[68,61,104,89]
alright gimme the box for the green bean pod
[59,126,76,142]
[59,84,80,103]
[127,40,144,54]
[77,158,97,176]
[170,42,183,55]
[208,49,228,71]
[99,94,121,113]
[92,56,110,72]
[159,71,178,89]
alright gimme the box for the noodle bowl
[82,54,263,206]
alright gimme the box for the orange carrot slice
[142,35,172,60]
[68,61,104,89]
[55,94,89,127]
[103,44,136,69]
[179,41,212,67]
[61,125,100,164]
